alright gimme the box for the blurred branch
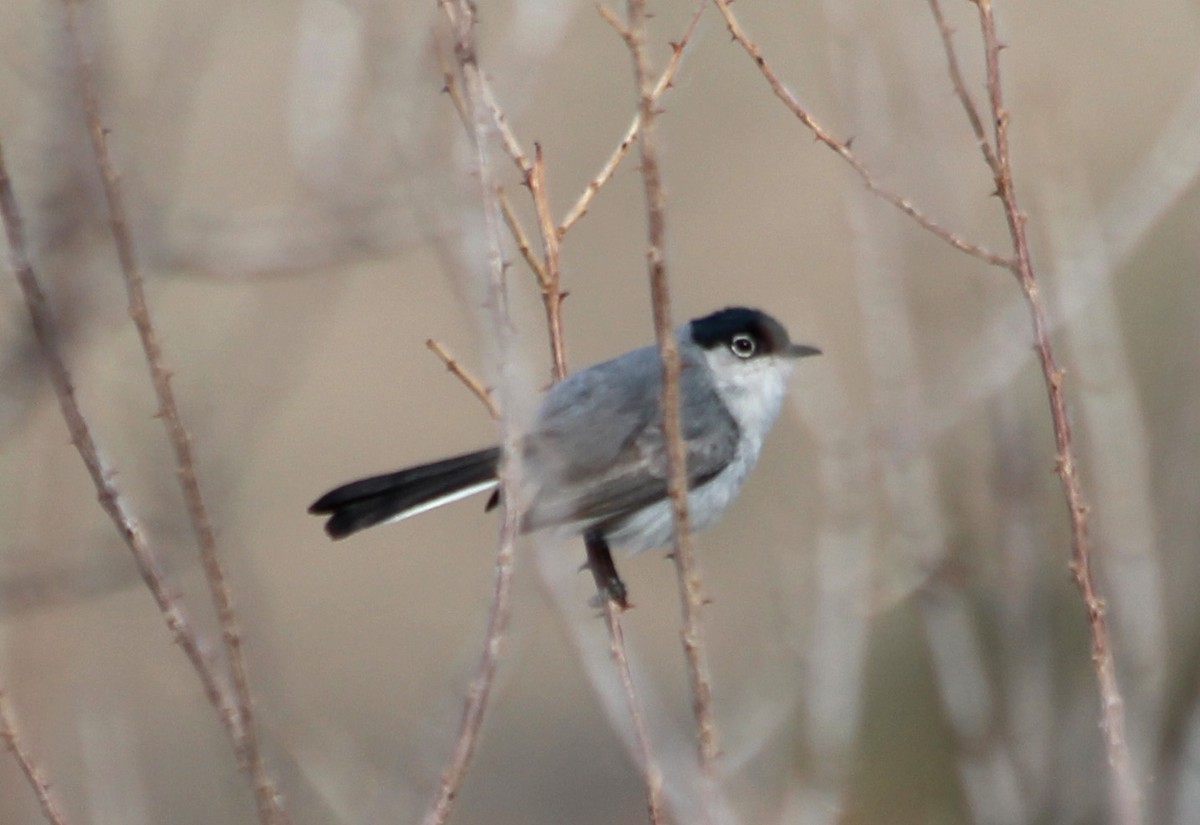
[530,137,666,825]
[1,129,250,808]
[425,338,499,419]
[952,3,1141,823]
[421,3,525,823]
[711,0,1013,269]
[60,5,286,823]
[926,0,1000,176]
[0,685,72,825]
[612,0,722,807]
[438,7,669,820]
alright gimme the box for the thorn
[559,290,570,301]
[845,135,855,150]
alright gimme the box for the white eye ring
[730,333,757,359]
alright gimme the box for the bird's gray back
[523,342,740,531]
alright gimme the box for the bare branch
[0,685,73,825]
[60,4,286,822]
[967,3,1141,823]
[620,0,721,801]
[1,127,245,801]
[528,145,569,378]
[436,9,671,822]
[926,0,1001,176]
[712,0,1013,269]
[530,139,666,825]
[421,4,523,822]
[426,338,499,419]
[558,2,706,236]
[498,188,550,286]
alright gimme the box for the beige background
[2,1,1199,823]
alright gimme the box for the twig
[498,188,550,286]
[437,7,668,822]
[425,338,499,419]
[528,145,569,378]
[602,606,667,824]
[925,0,1000,177]
[532,140,666,825]
[60,5,286,823]
[711,0,1013,269]
[558,2,706,236]
[0,685,72,825]
[421,4,523,823]
[1,130,244,798]
[966,3,1141,823]
[619,0,722,800]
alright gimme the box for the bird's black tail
[309,447,502,539]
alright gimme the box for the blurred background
[2,0,1199,823]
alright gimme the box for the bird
[309,306,820,606]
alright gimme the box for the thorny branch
[713,0,1141,822]
[60,4,286,822]
[435,5,669,822]
[0,686,72,825]
[1,114,260,825]
[426,338,499,419]
[712,0,1013,269]
[421,3,524,824]
[965,3,1141,824]
[615,0,722,806]
[558,2,707,236]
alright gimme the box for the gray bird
[309,306,820,605]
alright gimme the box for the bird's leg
[583,530,629,609]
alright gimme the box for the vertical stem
[623,0,721,794]
[421,5,522,824]
[973,3,1141,823]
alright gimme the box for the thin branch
[59,5,286,823]
[602,606,667,824]
[1,129,242,793]
[436,8,667,822]
[711,0,1013,269]
[925,0,1000,177]
[528,145,569,378]
[968,3,1141,824]
[439,38,550,293]
[558,1,706,237]
[0,685,73,825]
[621,0,722,800]
[425,338,499,419]
[421,4,523,823]
[498,188,550,286]
[532,141,666,825]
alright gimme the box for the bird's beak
[786,343,822,359]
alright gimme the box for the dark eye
[729,332,757,359]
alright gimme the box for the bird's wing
[523,345,739,529]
